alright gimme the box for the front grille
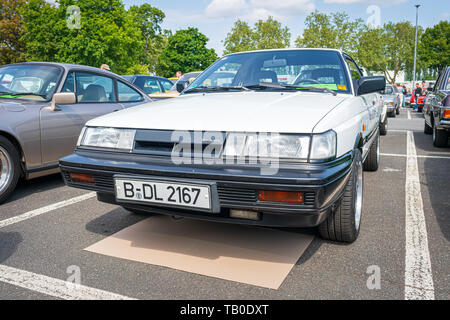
[62,170,315,207]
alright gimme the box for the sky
[123,0,450,55]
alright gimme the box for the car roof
[2,62,122,78]
[224,48,345,57]
[124,75,171,81]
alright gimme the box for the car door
[40,71,124,164]
[425,71,442,124]
[344,56,378,136]
[159,79,174,93]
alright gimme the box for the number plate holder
[114,175,221,213]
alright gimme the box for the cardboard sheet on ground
[85,215,313,289]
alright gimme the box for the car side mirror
[51,92,76,111]
[176,80,189,93]
[357,76,386,95]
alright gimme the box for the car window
[143,79,161,94]
[117,81,143,102]
[0,64,62,100]
[345,58,362,81]
[75,72,114,103]
[160,80,173,92]
[61,72,75,92]
[190,50,351,93]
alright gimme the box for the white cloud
[205,0,315,21]
[206,0,249,18]
[323,0,408,5]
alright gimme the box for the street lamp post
[412,4,420,87]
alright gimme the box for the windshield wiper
[183,85,250,94]
[246,82,337,96]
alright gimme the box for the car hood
[87,91,349,133]
[381,94,395,101]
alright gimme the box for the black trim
[27,163,59,173]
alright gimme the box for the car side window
[117,81,143,102]
[143,79,162,94]
[75,72,115,103]
[61,72,75,92]
[160,80,173,92]
[345,58,362,81]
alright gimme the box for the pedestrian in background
[100,64,110,71]
[413,83,422,111]
[176,71,182,79]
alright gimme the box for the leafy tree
[128,3,167,72]
[21,0,144,74]
[157,27,218,78]
[223,20,255,54]
[0,0,26,64]
[295,11,363,56]
[354,25,386,75]
[419,20,450,73]
[382,21,418,83]
[253,16,291,50]
[223,17,290,54]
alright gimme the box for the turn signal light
[70,173,95,184]
[258,190,304,203]
[444,110,450,118]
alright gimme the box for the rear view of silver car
[0,62,151,203]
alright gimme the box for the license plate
[114,178,211,210]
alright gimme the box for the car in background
[122,75,174,97]
[405,93,412,106]
[0,62,151,203]
[424,66,450,147]
[60,48,385,243]
[381,84,400,117]
[411,89,427,112]
[146,72,203,100]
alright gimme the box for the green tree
[253,16,291,50]
[157,27,218,78]
[354,25,386,75]
[223,20,255,54]
[223,17,290,54]
[128,3,167,72]
[21,0,144,74]
[295,11,363,56]
[0,0,26,64]
[382,21,418,83]
[419,20,450,74]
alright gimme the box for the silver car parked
[0,62,151,203]
[380,84,401,117]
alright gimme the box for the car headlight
[223,133,310,160]
[78,127,136,151]
[310,130,336,161]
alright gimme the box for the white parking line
[381,153,450,160]
[408,110,411,120]
[0,192,96,229]
[0,264,136,300]
[404,131,434,300]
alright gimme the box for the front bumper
[59,150,354,228]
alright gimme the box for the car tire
[424,120,433,135]
[121,206,154,216]
[388,110,396,118]
[433,126,449,147]
[318,149,363,243]
[380,118,388,136]
[396,107,400,115]
[0,136,21,204]
[363,131,379,172]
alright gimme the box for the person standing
[100,64,110,71]
[413,83,422,111]
[176,71,182,79]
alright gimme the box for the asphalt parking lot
[0,108,448,300]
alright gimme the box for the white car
[60,49,385,243]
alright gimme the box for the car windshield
[0,64,63,101]
[170,72,202,91]
[188,50,351,94]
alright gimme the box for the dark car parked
[122,75,174,96]
[0,62,151,203]
[424,66,450,147]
